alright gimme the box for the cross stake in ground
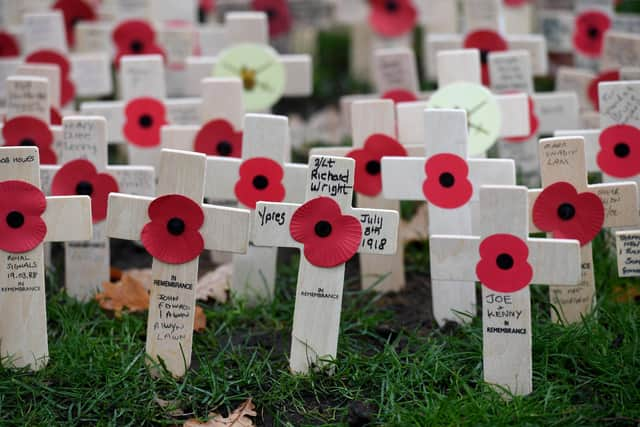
[382,109,516,325]
[251,155,399,373]
[106,149,251,377]
[0,146,92,370]
[529,136,638,323]
[205,114,307,302]
[430,185,581,396]
[40,116,155,301]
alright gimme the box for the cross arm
[201,204,250,253]
[496,93,530,139]
[251,201,300,249]
[381,157,425,201]
[44,196,92,242]
[283,164,308,203]
[204,157,241,200]
[430,235,480,282]
[351,208,399,255]
[308,147,351,157]
[109,166,156,196]
[468,159,516,201]
[39,165,59,195]
[106,194,152,241]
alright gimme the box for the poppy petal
[597,125,640,178]
[0,180,48,253]
[368,0,417,37]
[193,119,242,158]
[476,233,533,293]
[0,31,20,57]
[123,97,167,148]
[422,153,473,209]
[234,157,285,209]
[381,89,418,104]
[587,70,619,111]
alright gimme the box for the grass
[1,234,639,426]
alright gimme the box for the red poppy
[587,70,619,111]
[0,31,19,57]
[381,88,418,104]
[597,125,640,178]
[51,159,119,223]
[193,119,242,158]
[50,107,62,125]
[252,0,291,38]
[476,233,533,293]
[463,29,508,86]
[234,157,285,209]
[52,0,97,48]
[200,0,215,13]
[290,196,362,268]
[573,10,611,58]
[0,180,48,253]
[504,95,539,143]
[140,194,204,264]
[122,97,167,148]
[422,153,473,209]
[368,0,417,37]
[2,117,57,165]
[347,134,407,197]
[112,19,165,67]
[25,49,75,106]
[532,181,604,246]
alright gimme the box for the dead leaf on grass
[194,306,207,332]
[96,273,149,317]
[185,399,256,427]
[196,263,232,303]
[613,284,640,303]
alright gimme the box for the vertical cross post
[529,136,638,323]
[0,146,91,370]
[430,185,581,395]
[251,155,399,373]
[107,149,251,377]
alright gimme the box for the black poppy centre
[314,220,332,238]
[266,8,277,20]
[6,210,25,229]
[138,114,153,129]
[385,0,399,12]
[614,142,631,158]
[587,26,600,40]
[557,202,576,221]
[480,50,489,65]
[496,253,514,270]
[216,140,233,156]
[167,217,186,236]
[130,40,144,53]
[365,160,381,176]
[75,180,94,197]
[439,172,455,188]
[19,138,37,147]
[253,175,269,190]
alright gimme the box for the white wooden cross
[39,116,155,301]
[204,114,307,302]
[428,49,530,158]
[528,136,638,324]
[251,155,399,373]
[489,50,580,186]
[161,77,244,160]
[382,108,516,325]
[430,185,581,396]
[0,146,92,370]
[311,99,408,293]
[184,12,312,103]
[106,148,251,377]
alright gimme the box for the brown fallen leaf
[96,273,150,317]
[184,399,256,427]
[124,268,153,291]
[194,306,207,332]
[196,263,232,303]
[613,284,640,303]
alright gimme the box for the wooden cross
[529,136,638,324]
[161,77,244,159]
[430,185,581,396]
[429,49,531,157]
[184,12,312,102]
[251,155,399,373]
[106,148,250,377]
[310,99,408,293]
[382,108,516,325]
[489,50,580,186]
[39,116,155,301]
[0,146,92,370]
[205,114,307,302]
